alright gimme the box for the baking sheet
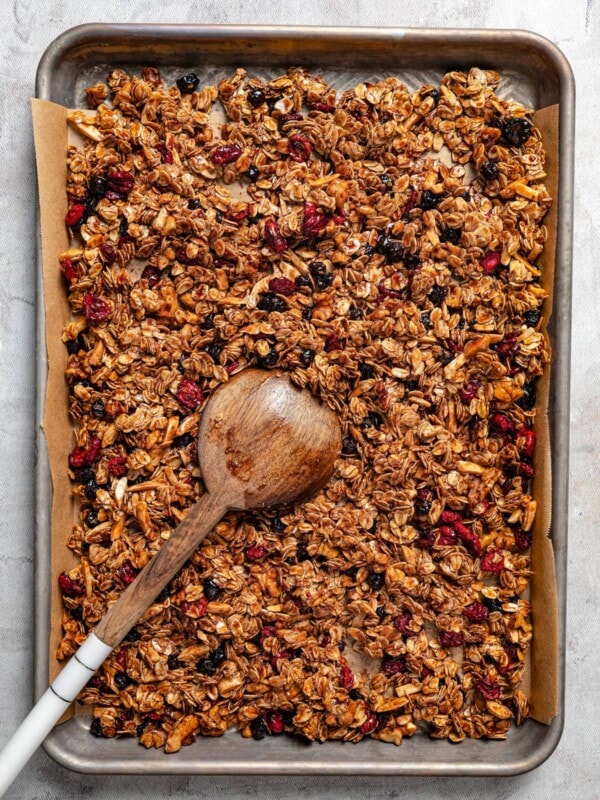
[33,24,574,776]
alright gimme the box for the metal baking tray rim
[34,23,574,776]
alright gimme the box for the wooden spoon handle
[95,492,226,648]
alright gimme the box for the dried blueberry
[176,73,200,94]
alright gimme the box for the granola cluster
[57,66,550,750]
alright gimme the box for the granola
[57,66,550,750]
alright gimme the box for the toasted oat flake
[58,65,549,748]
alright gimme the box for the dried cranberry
[141,265,161,288]
[107,456,127,477]
[464,601,490,622]
[481,549,505,573]
[302,202,328,237]
[246,545,268,562]
[288,133,312,162]
[176,73,199,94]
[360,709,379,734]
[60,258,78,283]
[477,680,501,700]
[247,88,266,107]
[65,204,86,227]
[480,161,499,181]
[382,656,406,676]
[481,250,501,273]
[120,561,138,585]
[83,293,111,325]
[490,412,515,437]
[264,219,287,253]
[107,171,134,196]
[393,613,412,634]
[438,525,457,546]
[176,379,203,410]
[268,277,296,296]
[156,144,173,164]
[59,572,84,597]
[513,527,532,551]
[211,144,242,165]
[460,380,481,403]
[439,630,464,648]
[340,665,355,689]
[264,709,284,735]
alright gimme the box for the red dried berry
[60,257,78,283]
[477,680,501,700]
[288,133,312,162]
[264,709,284,735]
[490,412,515,437]
[340,665,355,689]
[513,527,532,551]
[382,657,406,676]
[141,265,161,288]
[59,572,84,597]
[518,427,536,459]
[264,219,287,253]
[393,613,412,634]
[438,525,457,545]
[302,202,329,237]
[439,630,464,648]
[519,462,536,479]
[481,549,505,573]
[464,601,490,622]
[107,456,127,477]
[440,510,462,525]
[156,144,173,164]
[211,144,242,165]
[83,293,111,325]
[85,434,102,463]
[99,243,117,264]
[246,545,268,562]
[268,277,296,296]
[481,250,501,273]
[259,625,277,643]
[360,709,379,735]
[460,380,481,403]
[176,379,203,410]
[107,171,135,196]
[120,560,139,585]
[65,204,86,227]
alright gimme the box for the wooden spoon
[0,369,341,795]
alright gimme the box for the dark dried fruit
[464,601,490,622]
[440,226,462,245]
[83,293,111,325]
[420,190,443,210]
[309,261,333,290]
[211,144,242,165]
[501,116,532,147]
[264,219,287,253]
[480,160,499,181]
[176,379,203,410]
[247,88,266,107]
[268,277,296,296]
[439,630,464,648]
[250,716,269,740]
[176,73,199,94]
[257,292,287,312]
[288,133,312,162]
[203,577,222,601]
[367,572,385,590]
[141,265,161,287]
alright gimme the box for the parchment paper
[31,97,560,725]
